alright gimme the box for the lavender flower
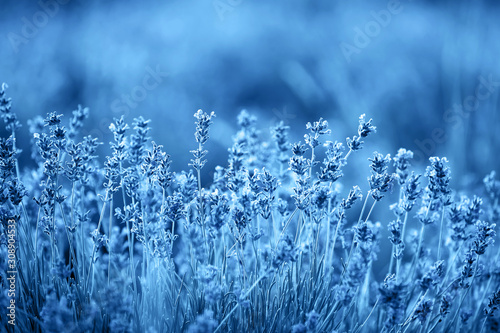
[484,171,500,200]
[194,109,216,145]
[473,221,496,255]
[439,292,454,321]
[464,196,483,225]
[305,310,320,331]
[342,185,363,210]
[346,114,376,151]
[44,111,63,127]
[368,152,394,201]
[289,155,309,176]
[484,290,500,317]
[40,291,77,333]
[292,176,311,210]
[413,299,433,325]
[418,213,440,229]
[109,116,129,161]
[190,110,215,171]
[318,141,345,183]
[460,308,473,325]
[358,114,376,137]
[291,323,307,333]
[419,260,444,290]
[402,172,422,211]
[291,141,308,156]
[232,207,249,233]
[305,117,330,149]
[163,192,185,222]
[0,83,21,133]
[272,121,290,165]
[68,104,89,139]
[187,310,217,333]
[379,274,407,330]
[177,170,198,203]
[128,116,151,165]
[393,148,414,184]
[448,200,468,242]
[208,189,230,231]
[426,157,451,202]
[459,250,476,288]
[369,172,394,201]
[310,184,331,211]
[388,219,405,259]
[8,179,26,205]
[369,152,391,175]
[186,223,207,262]
[259,167,279,195]
[272,234,298,268]
[254,194,272,219]
[346,135,363,151]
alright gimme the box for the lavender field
[1,0,500,332]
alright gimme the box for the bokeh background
[1,0,499,189]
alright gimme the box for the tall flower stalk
[0,84,498,333]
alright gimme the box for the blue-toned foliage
[0,82,499,333]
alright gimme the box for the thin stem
[396,212,408,282]
[86,190,109,292]
[411,224,426,278]
[402,290,427,333]
[294,211,303,244]
[11,129,20,180]
[480,315,488,333]
[342,192,370,274]
[272,209,279,244]
[108,197,113,286]
[343,197,376,276]
[448,257,480,330]
[389,245,395,274]
[355,297,380,333]
[437,205,445,260]
[473,249,500,322]
[276,207,298,248]
[330,211,343,272]
[195,142,209,261]
[34,206,41,310]
[214,273,268,332]
[309,146,315,178]
[357,192,370,225]
[344,148,353,161]
[57,202,79,283]
[324,191,332,275]
[119,161,134,285]
[409,200,433,282]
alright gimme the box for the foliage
[1,83,499,332]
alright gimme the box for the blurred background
[1,0,499,189]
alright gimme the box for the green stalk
[108,197,113,286]
[324,188,332,275]
[214,274,268,332]
[354,297,379,333]
[396,212,408,282]
[437,205,445,260]
[196,142,209,261]
[58,202,79,283]
[343,196,375,277]
[409,200,433,282]
[448,257,480,331]
[86,190,109,292]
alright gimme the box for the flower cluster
[0,86,498,333]
[368,152,394,201]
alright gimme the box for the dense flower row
[0,83,499,332]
